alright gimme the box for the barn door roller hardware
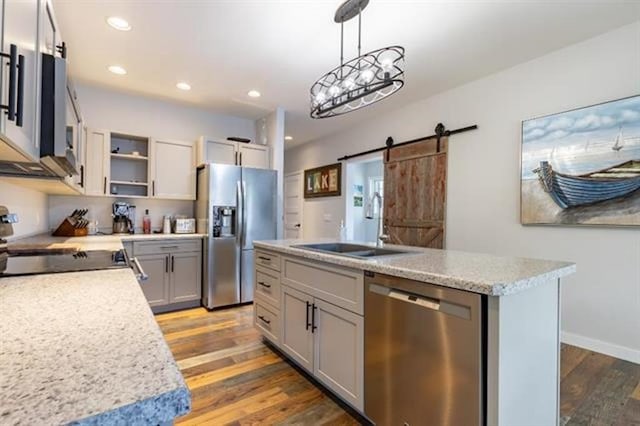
[337,122,478,162]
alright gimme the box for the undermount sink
[292,242,409,258]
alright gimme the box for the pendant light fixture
[310,0,405,119]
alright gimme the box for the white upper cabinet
[198,137,236,166]
[0,0,41,160]
[197,137,270,169]
[238,143,270,169]
[151,138,196,200]
[84,128,110,196]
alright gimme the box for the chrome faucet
[365,192,389,248]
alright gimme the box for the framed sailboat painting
[521,95,640,226]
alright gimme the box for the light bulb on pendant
[343,78,356,91]
[360,68,374,84]
[315,92,327,105]
[381,57,394,71]
[329,85,342,98]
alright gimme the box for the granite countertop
[0,268,190,425]
[8,233,207,252]
[254,239,576,296]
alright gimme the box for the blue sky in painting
[522,96,640,179]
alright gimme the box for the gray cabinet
[131,239,202,313]
[1,0,41,160]
[137,253,170,307]
[170,251,201,303]
[280,285,314,372]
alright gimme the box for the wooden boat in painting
[534,160,640,209]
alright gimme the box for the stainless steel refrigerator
[196,164,277,309]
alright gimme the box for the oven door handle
[131,257,149,282]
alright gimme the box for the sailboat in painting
[534,159,640,209]
[612,127,624,152]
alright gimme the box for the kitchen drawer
[281,255,363,315]
[255,266,280,308]
[132,239,201,255]
[254,297,280,343]
[255,250,280,272]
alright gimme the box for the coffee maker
[112,202,135,234]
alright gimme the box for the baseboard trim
[561,331,640,364]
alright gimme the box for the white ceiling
[53,0,640,148]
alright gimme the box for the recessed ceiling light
[285,136,293,141]
[247,90,261,98]
[176,82,191,91]
[106,16,131,31]
[108,65,127,75]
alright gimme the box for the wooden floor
[156,306,640,426]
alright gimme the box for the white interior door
[284,171,303,239]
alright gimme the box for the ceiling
[53,0,640,148]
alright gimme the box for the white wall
[76,84,256,142]
[285,22,640,362]
[48,196,192,234]
[0,180,48,239]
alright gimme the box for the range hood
[40,53,77,177]
[0,136,57,178]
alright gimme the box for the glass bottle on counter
[143,209,151,234]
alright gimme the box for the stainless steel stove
[0,249,130,278]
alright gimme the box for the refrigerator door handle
[236,180,243,245]
[241,180,247,247]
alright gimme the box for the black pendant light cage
[310,0,405,119]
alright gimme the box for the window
[368,176,384,217]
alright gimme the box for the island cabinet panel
[255,250,281,272]
[254,298,280,343]
[255,266,280,308]
[281,255,363,315]
[313,298,364,410]
[137,254,170,307]
[280,285,314,372]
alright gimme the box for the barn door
[383,137,447,248]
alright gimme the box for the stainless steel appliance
[112,202,134,234]
[196,164,277,308]
[40,52,78,177]
[364,272,485,426]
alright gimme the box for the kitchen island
[0,234,203,425]
[252,239,576,426]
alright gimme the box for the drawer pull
[160,246,179,250]
[258,315,271,325]
[258,256,271,261]
[258,281,271,289]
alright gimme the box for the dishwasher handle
[368,283,472,320]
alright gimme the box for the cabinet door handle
[15,53,24,127]
[234,151,238,165]
[258,256,271,261]
[311,303,317,333]
[258,315,271,325]
[171,255,175,272]
[305,301,311,330]
[239,152,242,166]
[152,180,155,196]
[258,281,271,289]
[79,165,84,188]
[1,44,17,122]
[103,177,107,194]
[165,256,168,273]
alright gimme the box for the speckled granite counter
[0,268,190,425]
[9,233,206,252]
[254,239,575,296]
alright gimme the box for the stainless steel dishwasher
[364,271,485,426]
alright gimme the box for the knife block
[52,217,88,237]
